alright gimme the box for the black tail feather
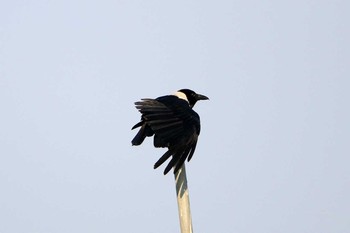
[174,147,192,173]
[163,156,177,175]
[163,149,184,175]
[154,150,173,170]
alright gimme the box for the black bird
[131,89,209,175]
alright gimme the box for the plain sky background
[1,0,349,232]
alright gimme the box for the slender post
[174,164,193,233]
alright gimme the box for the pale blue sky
[1,1,349,232]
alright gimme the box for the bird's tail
[154,147,191,175]
[154,149,174,174]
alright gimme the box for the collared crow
[131,89,209,175]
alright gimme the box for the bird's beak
[196,93,209,101]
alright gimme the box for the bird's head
[175,89,209,108]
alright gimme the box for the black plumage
[131,89,209,175]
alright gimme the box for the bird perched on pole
[131,89,209,175]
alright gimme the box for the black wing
[134,96,200,174]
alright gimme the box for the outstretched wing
[134,96,201,174]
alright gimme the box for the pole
[174,164,193,233]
